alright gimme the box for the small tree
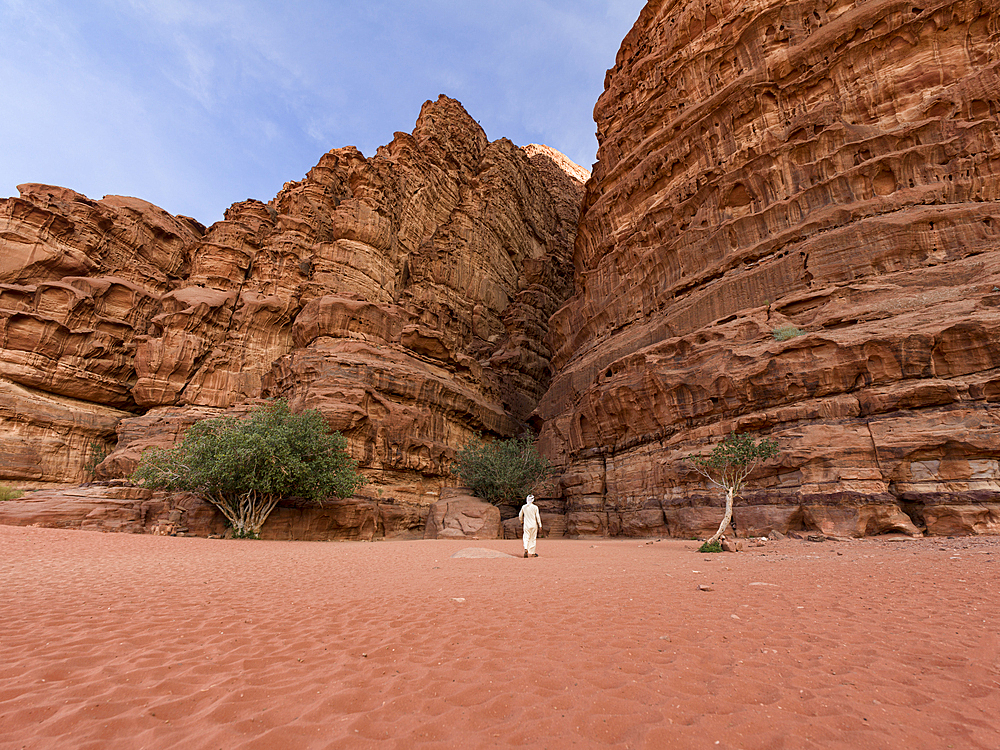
[452,435,551,506]
[132,399,366,538]
[687,431,779,547]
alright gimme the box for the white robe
[518,500,541,554]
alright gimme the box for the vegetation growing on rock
[452,435,551,507]
[771,325,806,341]
[0,484,24,501]
[688,432,779,547]
[132,400,366,538]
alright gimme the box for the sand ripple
[1,528,998,749]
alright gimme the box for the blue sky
[0,0,645,225]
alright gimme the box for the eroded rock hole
[726,183,753,207]
[873,168,897,196]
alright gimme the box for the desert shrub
[132,399,366,538]
[698,540,723,553]
[83,440,111,478]
[452,435,551,506]
[772,324,806,341]
[0,484,24,501]
[687,431,779,548]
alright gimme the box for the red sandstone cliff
[5,2,1000,542]
[534,0,1000,538]
[0,97,586,519]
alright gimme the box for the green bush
[83,440,111,478]
[452,435,551,506]
[132,399,366,538]
[698,540,723,553]
[0,484,24,501]
[772,324,806,341]
[687,431,780,548]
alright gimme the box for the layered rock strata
[0,187,203,483]
[0,97,586,516]
[0,483,428,541]
[535,0,1000,537]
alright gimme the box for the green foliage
[688,431,780,546]
[0,484,24,501]
[696,431,778,468]
[698,540,723,553]
[132,399,366,538]
[452,435,551,506]
[772,324,806,341]
[83,440,111,478]
[688,432,779,492]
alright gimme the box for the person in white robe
[518,494,541,557]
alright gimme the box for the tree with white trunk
[687,432,779,548]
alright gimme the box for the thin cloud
[0,0,645,223]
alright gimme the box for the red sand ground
[1,525,998,750]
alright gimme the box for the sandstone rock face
[0,484,427,541]
[423,488,501,539]
[0,97,586,529]
[535,0,1000,537]
[0,484,231,535]
[7,4,1000,542]
[258,497,428,541]
[0,186,202,484]
[248,100,583,504]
